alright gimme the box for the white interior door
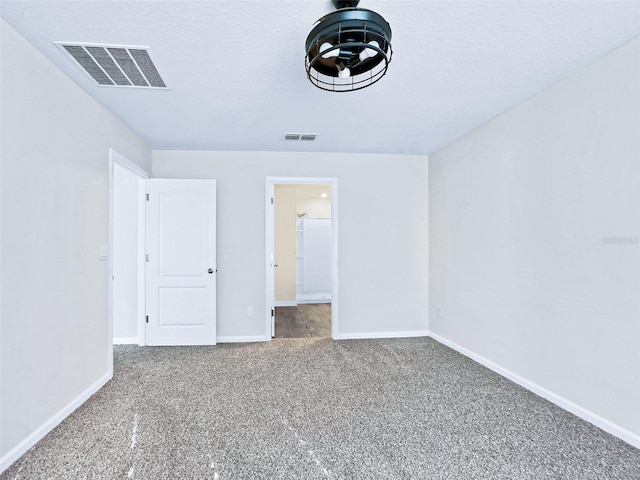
[146,179,217,346]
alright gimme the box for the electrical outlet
[436,306,444,318]
[247,307,254,317]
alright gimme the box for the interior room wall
[274,186,297,302]
[112,164,142,340]
[296,198,330,218]
[296,185,331,219]
[0,19,151,466]
[429,37,640,443]
[152,151,429,340]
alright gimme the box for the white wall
[296,185,331,219]
[429,37,640,443]
[0,19,151,465]
[113,164,142,340]
[153,151,429,339]
[297,198,331,219]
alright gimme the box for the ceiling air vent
[283,133,318,141]
[57,43,167,88]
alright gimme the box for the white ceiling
[2,1,639,155]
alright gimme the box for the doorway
[265,177,338,339]
[109,155,219,352]
[108,149,149,371]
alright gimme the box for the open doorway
[108,149,149,356]
[265,177,338,339]
[275,185,331,338]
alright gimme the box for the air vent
[283,133,318,141]
[57,43,167,88]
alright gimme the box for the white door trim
[111,150,150,179]
[108,148,150,374]
[265,177,339,339]
[136,175,147,346]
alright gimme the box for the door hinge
[146,254,149,262]
[271,308,275,317]
[146,315,149,323]
[270,197,274,205]
[146,193,149,201]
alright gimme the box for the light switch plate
[99,246,109,261]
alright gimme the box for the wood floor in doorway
[275,303,331,338]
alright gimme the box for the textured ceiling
[1,1,640,155]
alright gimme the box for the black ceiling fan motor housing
[332,0,361,8]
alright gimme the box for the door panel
[147,179,216,346]
[158,287,209,326]
[159,192,207,275]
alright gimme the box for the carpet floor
[2,337,639,479]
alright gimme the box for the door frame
[265,177,339,339]
[108,149,150,372]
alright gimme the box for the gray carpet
[2,337,639,479]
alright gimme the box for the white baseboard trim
[216,335,268,343]
[334,330,430,340]
[428,332,640,449]
[296,294,331,303]
[274,301,298,307]
[0,371,112,474]
[113,336,138,345]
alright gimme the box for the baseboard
[113,336,138,345]
[274,301,298,307]
[428,332,640,450]
[216,335,268,343]
[296,294,331,303]
[334,330,430,340]
[0,371,112,474]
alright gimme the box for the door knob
[208,268,214,274]
[274,264,279,267]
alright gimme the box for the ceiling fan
[305,0,393,92]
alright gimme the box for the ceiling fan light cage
[305,8,392,92]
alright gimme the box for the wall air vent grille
[57,43,167,88]
[283,133,318,141]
